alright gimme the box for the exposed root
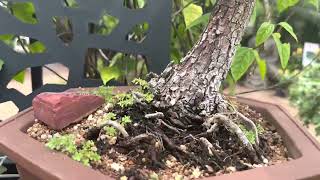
[121,133,153,147]
[145,112,165,119]
[236,112,259,145]
[206,114,254,152]
[199,137,220,159]
[158,119,184,134]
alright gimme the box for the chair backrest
[0,0,171,110]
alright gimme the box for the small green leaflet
[278,22,298,42]
[0,59,4,71]
[304,0,319,10]
[277,0,299,13]
[231,47,255,81]
[272,33,291,69]
[11,2,38,24]
[253,50,267,80]
[255,22,275,47]
[99,66,121,85]
[28,41,47,53]
[186,13,210,30]
[182,2,203,29]
[13,70,26,83]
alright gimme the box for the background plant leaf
[279,22,298,42]
[277,0,299,13]
[254,50,267,80]
[272,33,291,69]
[231,47,255,81]
[182,2,203,29]
[256,22,275,46]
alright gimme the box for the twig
[158,119,183,134]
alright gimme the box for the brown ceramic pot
[0,87,320,180]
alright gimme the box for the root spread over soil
[27,90,289,180]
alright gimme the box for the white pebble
[110,163,124,173]
[96,110,103,114]
[226,166,236,172]
[40,134,47,140]
[87,115,94,121]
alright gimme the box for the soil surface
[27,98,289,180]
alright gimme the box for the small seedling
[104,112,117,121]
[104,126,118,137]
[132,78,149,90]
[114,93,134,108]
[143,92,154,103]
[121,115,132,126]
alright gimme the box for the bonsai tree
[147,0,260,159]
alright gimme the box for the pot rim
[0,94,320,180]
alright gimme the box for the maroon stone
[32,92,104,130]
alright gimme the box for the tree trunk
[150,0,255,114]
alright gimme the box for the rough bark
[150,0,255,114]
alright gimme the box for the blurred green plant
[289,62,320,135]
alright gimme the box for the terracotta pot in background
[0,88,320,180]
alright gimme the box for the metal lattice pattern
[0,0,171,110]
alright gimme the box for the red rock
[32,92,104,130]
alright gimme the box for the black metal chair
[0,0,172,178]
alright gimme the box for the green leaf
[272,33,291,69]
[186,13,210,29]
[256,22,275,46]
[277,0,299,13]
[99,66,121,85]
[13,70,26,83]
[11,2,38,24]
[182,2,203,29]
[0,34,15,46]
[278,22,298,42]
[231,47,255,81]
[304,0,319,10]
[0,59,4,71]
[28,41,46,53]
[253,50,267,80]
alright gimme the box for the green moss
[46,135,101,166]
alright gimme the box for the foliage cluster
[46,134,101,166]
[289,63,320,135]
[0,0,319,87]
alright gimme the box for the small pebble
[108,137,117,145]
[226,166,236,173]
[96,110,103,114]
[40,134,47,140]
[100,135,107,140]
[180,145,187,152]
[205,165,214,173]
[87,114,94,121]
